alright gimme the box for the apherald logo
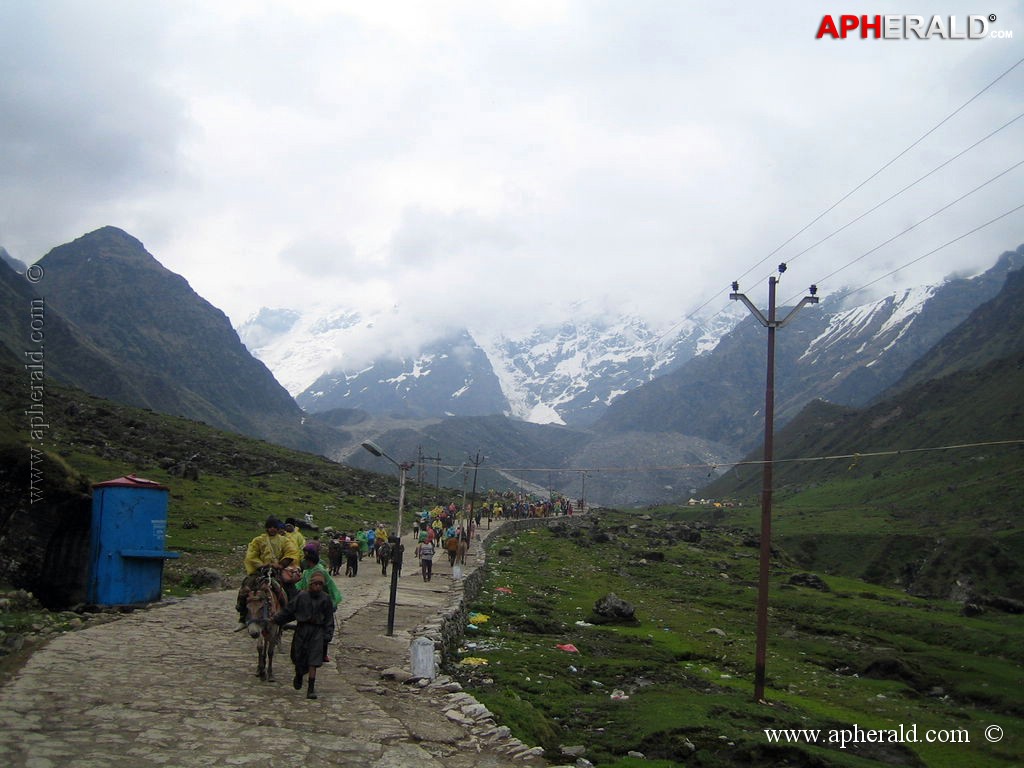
[816,14,996,39]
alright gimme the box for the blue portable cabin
[87,474,180,606]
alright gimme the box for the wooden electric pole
[730,264,819,703]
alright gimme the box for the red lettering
[816,15,840,38]
[840,15,859,37]
[861,14,882,38]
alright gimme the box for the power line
[817,201,1024,303]
[482,438,1024,475]
[773,154,1024,306]
[781,112,1024,271]
[734,54,1024,287]
[654,56,1024,346]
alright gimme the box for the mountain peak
[39,227,156,272]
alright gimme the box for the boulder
[590,593,638,625]
[788,572,830,591]
[187,568,226,589]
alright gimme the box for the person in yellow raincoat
[235,516,301,630]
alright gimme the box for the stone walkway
[0,525,558,768]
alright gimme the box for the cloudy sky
[2,1,1022,342]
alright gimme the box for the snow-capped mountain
[596,247,1024,448]
[474,308,745,426]
[297,329,509,419]
[237,303,747,426]
[237,245,1022,442]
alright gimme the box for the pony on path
[244,566,287,682]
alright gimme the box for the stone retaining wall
[409,515,589,671]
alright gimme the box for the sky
[2,1,1023,346]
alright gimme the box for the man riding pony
[234,516,300,630]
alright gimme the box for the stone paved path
[0,525,555,768]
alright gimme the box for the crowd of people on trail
[478,492,576,521]
[321,523,397,577]
[233,491,578,701]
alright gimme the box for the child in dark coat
[273,571,333,699]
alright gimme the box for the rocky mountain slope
[6,226,1021,508]
[239,301,747,427]
[13,227,343,453]
[596,247,1024,453]
[343,245,1024,506]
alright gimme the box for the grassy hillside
[456,513,1023,767]
[0,365,415,594]
[3,367,1021,766]
[696,354,1024,599]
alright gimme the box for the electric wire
[837,202,1024,298]
[445,438,1024,477]
[732,54,1024,288]
[780,112,1024,271]
[776,162,1024,305]
[653,56,1024,345]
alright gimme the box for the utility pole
[467,451,483,529]
[433,453,441,505]
[417,445,424,514]
[419,453,442,508]
[580,470,587,515]
[730,264,818,703]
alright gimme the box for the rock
[514,746,546,759]
[444,709,475,726]
[706,627,727,637]
[381,667,414,683]
[961,602,985,617]
[980,594,1024,614]
[560,745,587,757]
[462,703,492,720]
[187,568,225,589]
[591,593,637,625]
[787,572,830,591]
[678,526,702,543]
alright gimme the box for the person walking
[445,533,459,567]
[415,535,435,582]
[273,571,333,700]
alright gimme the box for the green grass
[0,372,418,590]
[454,515,1024,766]
[4,371,1021,766]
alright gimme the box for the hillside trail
[0,521,556,768]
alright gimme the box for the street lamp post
[467,451,482,532]
[361,440,412,636]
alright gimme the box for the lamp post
[730,266,819,703]
[361,440,412,636]
[467,451,482,532]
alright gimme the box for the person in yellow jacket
[236,516,301,630]
[282,519,306,560]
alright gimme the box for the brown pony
[244,566,286,682]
